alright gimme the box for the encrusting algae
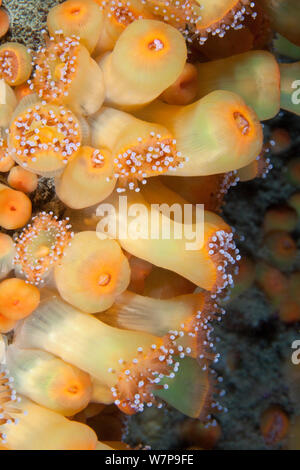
[0,0,297,451]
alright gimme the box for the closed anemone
[47,0,104,53]
[263,205,298,234]
[136,90,263,176]
[100,19,187,108]
[195,51,280,121]
[32,35,105,116]
[264,231,297,269]
[256,261,288,307]
[0,278,40,321]
[0,396,98,450]
[0,9,10,40]
[0,184,32,230]
[54,231,131,313]
[9,102,83,176]
[0,42,32,86]
[55,146,116,209]
[14,211,73,286]
[7,166,38,194]
[6,345,93,417]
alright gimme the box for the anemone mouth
[33,36,80,103]
[112,333,181,414]
[265,232,297,263]
[65,2,88,19]
[90,149,105,169]
[70,7,82,15]
[66,384,80,395]
[206,229,240,294]
[0,367,22,444]
[97,273,111,287]
[233,111,250,136]
[114,134,183,190]
[55,233,130,313]
[82,263,118,297]
[148,38,165,51]
[9,104,81,168]
[14,212,73,286]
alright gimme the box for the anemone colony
[0,0,298,450]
